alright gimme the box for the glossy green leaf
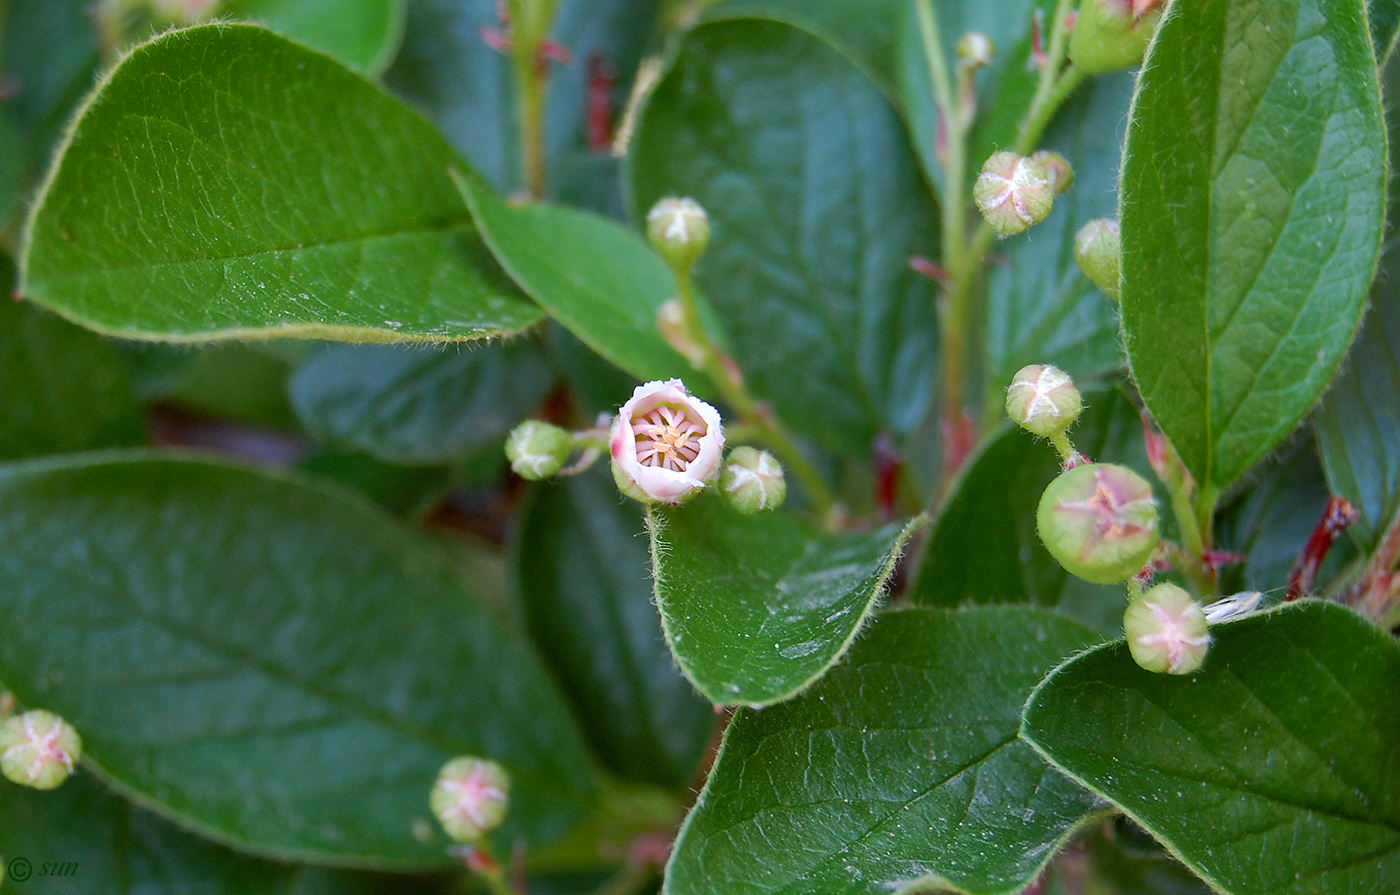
[700,0,904,96]
[1120,0,1387,493]
[1023,600,1400,895]
[290,340,553,465]
[0,298,145,461]
[665,607,1104,895]
[0,453,598,868]
[226,0,407,76]
[646,496,922,707]
[384,0,659,211]
[630,19,939,455]
[0,773,297,894]
[20,24,540,344]
[983,73,1133,392]
[457,173,712,392]
[1315,48,1400,550]
[910,387,1153,636]
[514,471,715,790]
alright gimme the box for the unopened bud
[957,32,995,68]
[1006,365,1082,438]
[974,152,1054,237]
[505,420,573,480]
[647,198,710,270]
[1074,218,1121,300]
[1030,151,1074,194]
[431,757,510,843]
[720,447,786,514]
[1124,583,1210,674]
[1037,462,1160,584]
[1069,0,1164,74]
[0,710,82,791]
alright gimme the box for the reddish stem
[1287,496,1358,601]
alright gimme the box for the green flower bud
[974,151,1055,237]
[0,710,82,791]
[1037,462,1160,584]
[720,447,786,514]
[1069,0,1164,75]
[1030,150,1074,194]
[1124,583,1210,674]
[647,198,711,270]
[505,420,573,481]
[1006,364,1082,438]
[431,756,510,843]
[956,32,995,69]
[1074,218,1122,301]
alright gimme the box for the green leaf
[0,773,298,894]
[1371,0,1400,57]
[384,0,660,211]
[983,73,1133,393]
[290,340,554,465]
[1315,47,1400,550]
[1216,438,1353,594]
[20,24,541,344]
[629,19,939,455]
[297,447,451,517]
[699,0,904,97]
[1023,600,1400,895]
[161,344,302,431]
[514,471,715,790]
[646,496,922,707]
[910,387,1153,636]
[0,298,145,461]
[1120,0,1387,493]
[226,0,407,76]
[457,173,713,392]
[0,453,598,868]
[665,607,1104,895]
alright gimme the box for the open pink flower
[610,379,724,504]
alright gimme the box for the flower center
[633,403,706,472]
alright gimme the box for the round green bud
[720,447,786,515]
[1030,150,1074,194]
[956,32,995,68]
[1069,0,1164,75]
[974,151,1055,237]
[1124,583,1210,675]
[505,421,573,481]
[1006,364,1082,438]
[0,710,82,791]
[646,197,711,270]
[1037,463,1160,584]
[1074,218,1122,301]
[431,756,510,843]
